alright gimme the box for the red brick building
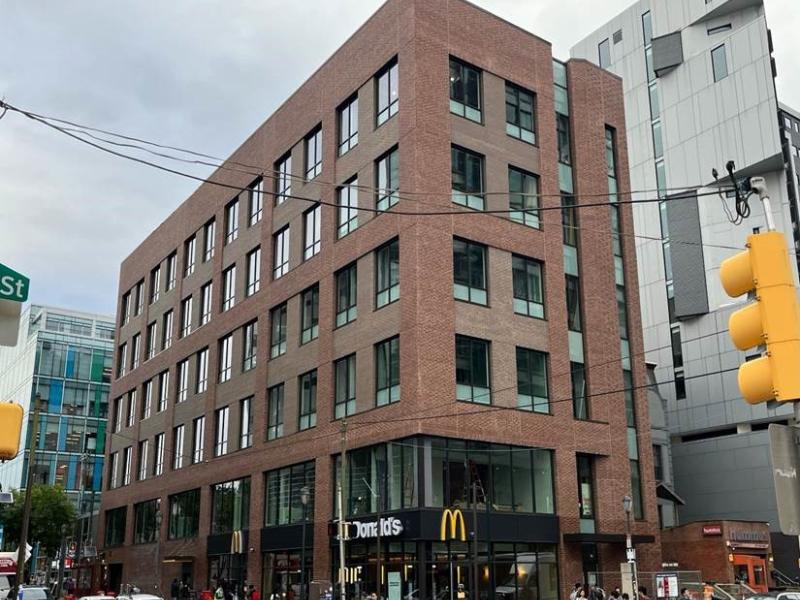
[98,0,661,598]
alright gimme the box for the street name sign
[769,423,800,535]
[0,264,29,302]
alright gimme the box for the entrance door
[732,555,768,593]
[108,564,123,594]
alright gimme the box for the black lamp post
[299,486,310,600]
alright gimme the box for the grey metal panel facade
[666,192,710,318]
[652,31,684,76]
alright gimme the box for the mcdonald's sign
[440,508,467,542]
[230,530,244,554]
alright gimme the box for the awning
[656,482,686,506]
[563,533,656,544]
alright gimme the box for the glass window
[275,154,292,205]
[162,310,173,350]
[642,11,653,45]
[376,59,399,125]
[267,384,284,440]
[126,390,137,427]
[248,178,263,226]
[451,146,484,210]
[339,95,359,155]
[219,333,233,383]
[336,263,358,327]
[301,285,319,344]
[130,333,140,370]
[142,379,153,420]
[153,432,165,476]
[335,354,356,418]
[150,265,161,304]
[134,281,144,315]
[222,265,236,312]
[598,38,611,69]
[557,114,571,165]
[225,199,239,244]
[566,275,582,331]
[246,247,261,297]
[214,406,229,457]
[455,336,490,404]
[173,425,184,470]
[299,370,317,431]
[305,127,322,180]
[168,489,200,540]
[157,370,169,412]
[376,147,400,212]
[512,255,544,319]
[450,58,482,122]
[210,477,251,535]
[516,347,549,413]
[120,292,131,326]
[104,506,127,547]
[133,499,160,544]
[175,358,189,404]
[572,362,588,420]
[243,320,258,372]
[508,167,540,228]
[561,195,578,247]
[577,454,595,521]
[137,440,149,480]
[337,178,359,238]
[199,282,212,326]
[184,236,196,277]
[270,303,288,358]
[649,82,660,119]
[122,446,132,486]
[712,44,728,81]
[505,83,536,144]
[196,348,209,394]
[240,396,253,449]
[117,343,127,378]
[453,238,487,305]
[375,336,400,406]
[192,416,205,464]
[652,444,663,481]
[533,449,555,514]
[203,219,216,262]
[375,239,400,308]
[303,205,322,260]
[273,226,290,279]
[265,461,315,526]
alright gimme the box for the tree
[0,485,75,554]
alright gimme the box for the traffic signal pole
[337,420,348,600]
[12,396,41,598]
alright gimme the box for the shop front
[330,509,560,600]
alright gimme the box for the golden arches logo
[440,508,467,542]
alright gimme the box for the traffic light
[0,402,24,460]
[720,231,800,404]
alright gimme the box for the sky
[0,0,798,316]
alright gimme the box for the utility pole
[361,477,381,600]
[13,395,42,598]
[56,525,67,599]
[471,480,478,600]
[337,420,348,600]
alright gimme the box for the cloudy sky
[0,0,797,316]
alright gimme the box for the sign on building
[0,262,29,347]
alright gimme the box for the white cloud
[0,0,796,315]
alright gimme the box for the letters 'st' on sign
[0,263,29,302]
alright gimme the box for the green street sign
[0,263,29,302]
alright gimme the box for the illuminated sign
[440,508,467,542]
[351,517,403,540]
[702,525,722,536]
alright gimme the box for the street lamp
[299,486,310,600]
[154,510,163,594]
[622,496,638,600]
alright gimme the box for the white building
[572,0,800,579]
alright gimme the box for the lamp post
[299,486,310,600]
[623,495,638,600]
[154,509,163,594]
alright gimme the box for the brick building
[98,0,661,598]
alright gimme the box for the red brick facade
[99,0,661,597]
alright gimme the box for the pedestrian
[680,589,692,600]
[577,588,588,600]
[571,584,583,600]
[638,586,650,600]
[250,585,260,600]
[172,578,181,600]
[622,594,630,600]
[214,581,225,600]
[610,590,621,600]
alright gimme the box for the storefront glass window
[169,488,200,539]
[211,477,251,535]
[265,461,315,527]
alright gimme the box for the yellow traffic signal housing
[0,402,24,460]
[720,231,800,404]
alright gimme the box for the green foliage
[0,485,75,553]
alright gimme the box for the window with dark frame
[305,127,322,180]
[505,83,536,144]
[516,346,549,413]
[455,335,490,404]
[246,246,261,297]
[512,255,544,319]
[449,57,482,122]
[203,219,216,262]
[376,59,399,125]
[508,167,540,228]
[200,281,212,325]
[300,285,319,344]
[275,154,292,205]
[243,320,258,372]
[334,354,356,418]
[248,178,263,226]
[339,95,359,155]
[712,44,728,81]
[267,384,285,440]
[273,226,290,279]
[375,336,400,406]
[337,178,359,238]
[222,265,236,312]
[376,147,399,212]
[214,406,229,457]
[270,303,288,358]
[303,204,322,260]
[451,146,485,210]
[299,370,317,430]
[598,38,611,69]
[225,199,239,245]
[452,238,487,306]
[375,239,400,308]
[336,263,358,327]
[240,396,253,449]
